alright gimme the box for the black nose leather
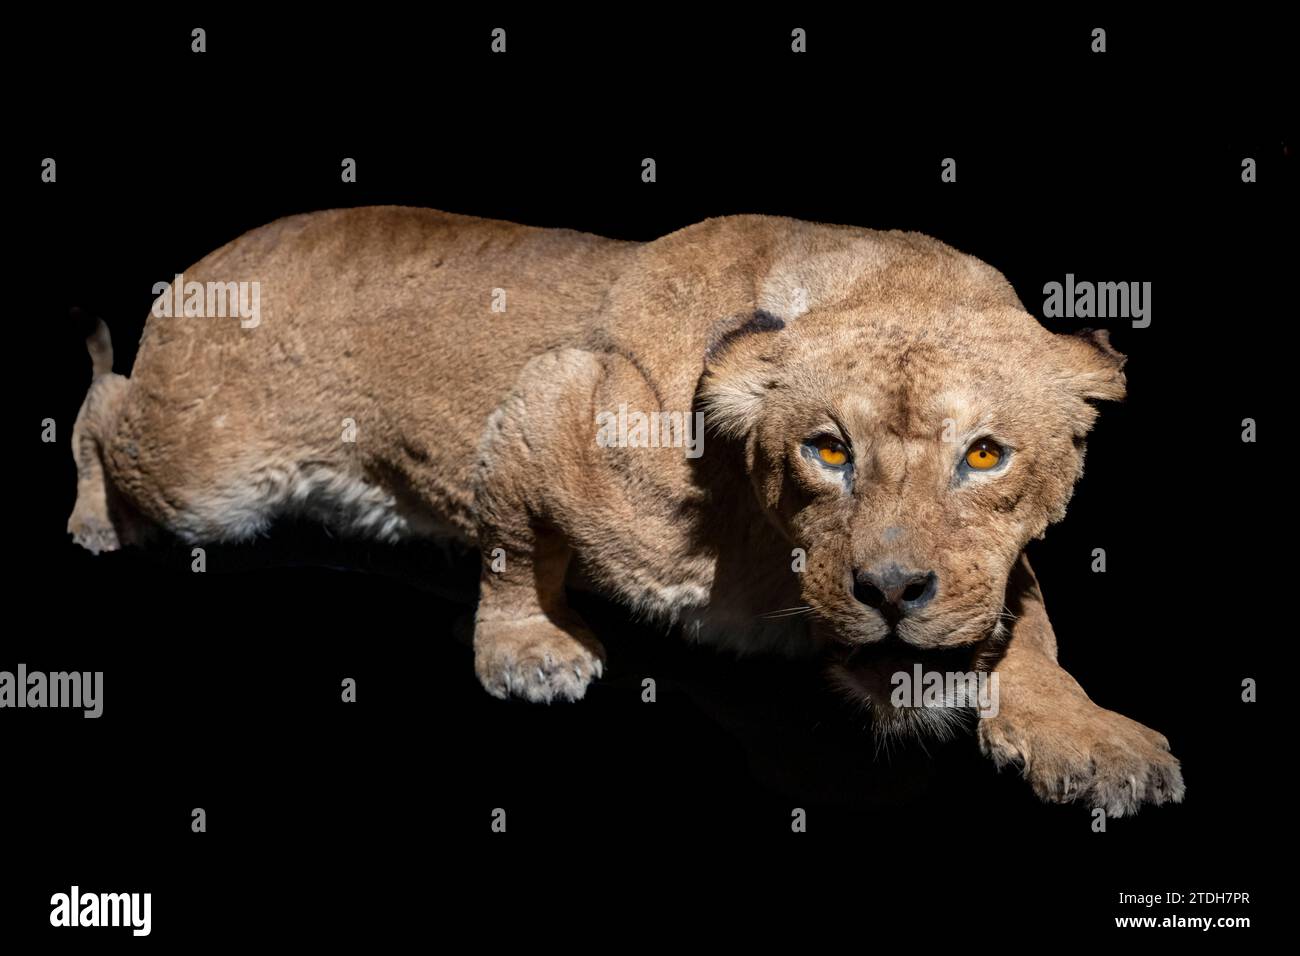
[853,566,938,624]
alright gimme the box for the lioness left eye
[964,439,1004,471]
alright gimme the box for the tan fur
[68,206,1182,814]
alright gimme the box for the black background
[9,10,1289,944]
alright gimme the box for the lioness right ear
[698,310,786,439]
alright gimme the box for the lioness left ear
[1057,327,1127,403]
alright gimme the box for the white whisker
[757,604,816,621]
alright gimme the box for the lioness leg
[470,349,611,702]
[469,347,713,702]
[473,517,606,702]
[977,555,1184,816]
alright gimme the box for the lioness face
[703,304,1126,658]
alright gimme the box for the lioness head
[698,230,1125,733]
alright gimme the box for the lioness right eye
[964,438,1004,470]
[812,437,850,467]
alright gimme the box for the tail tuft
[72,308,114,378]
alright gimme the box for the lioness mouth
[833,636,977,702]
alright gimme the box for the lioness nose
[853,566,937,623]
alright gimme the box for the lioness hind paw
[68,510,121,554]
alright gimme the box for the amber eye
[965,439,1003,470]
[815,437,850,467]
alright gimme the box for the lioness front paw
[473,613,606,703]
[979,701,1185,817]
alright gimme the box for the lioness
[69,207,1182,815]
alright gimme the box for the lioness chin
[68,206,1183,816]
